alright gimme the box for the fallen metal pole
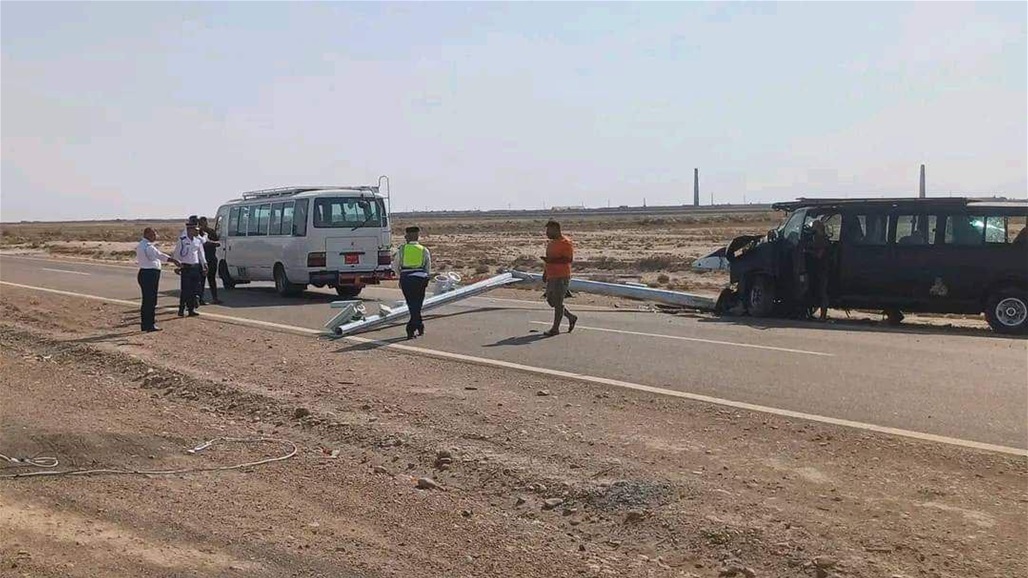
[509,270,716,311]
[326,272,524,337]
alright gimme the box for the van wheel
[746,275,776,318]
[219,260,236,290]
[274,264,303,297]
[335,285,362,299]
[985,288,1028,334]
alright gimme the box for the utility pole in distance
[919,164,926,198]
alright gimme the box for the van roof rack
[240,185,380,200]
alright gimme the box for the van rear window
[312,198,384,228]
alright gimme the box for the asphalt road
[2,254,1026,450]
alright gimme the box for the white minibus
[212,185,394,297]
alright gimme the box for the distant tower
[919,164,926,198]
[693,168,700,206]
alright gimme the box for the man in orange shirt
[541,220,578,336]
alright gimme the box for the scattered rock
[542,498,564,510]
[719,564,756,578]
[329,449,341,459]
[536,389,551,396]
[515,497,527,507]
[461,509,473,518]
[464,386,478,390]
[436,449,453,459]
[373,466,388,475]
[293,407,311,419]
[624,510,647,524]
[813,556,837,569]
[416,477,442,490]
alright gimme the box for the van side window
[944,215,984,246]
[852,214,888,245]
[293,199,309,237]
[1010,216,1027,243]
[269,203,283,235]
[228,207,239,237]
[895,215,938,245]
[237,206,250,236]
[253,204,270,235]
[984,216,1007,244]
[823,214,842,242]
[282,202,294,235]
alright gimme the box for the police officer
[176,217,208,317]
[393,226,432,340]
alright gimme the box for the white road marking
[40,268,92,276]
[1,280,1024,457]
[0,255,638,312]
[529,321,833,357]
[2,254,137,271]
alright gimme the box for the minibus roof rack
[240,185,381,200]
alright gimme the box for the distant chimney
[919,164,926,198]
[693,168,700,206]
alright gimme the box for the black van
[723,198,1028,334]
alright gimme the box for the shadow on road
[159,285,355,309]
[483,332,549,348]
[698,314,1023,340]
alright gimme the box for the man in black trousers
[392,226,432,340]
[197,216,222,305]
[135,227,178,332]
[175,217,208,317]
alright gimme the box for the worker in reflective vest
[393,226,432,340]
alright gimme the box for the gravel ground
[0,287,1024,578]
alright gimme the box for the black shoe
[212,298,223,305]
[188,310,200,317]
[178,310,185,317]
[567,315,578,333]
[416,328,425,337]
[197,299,206,306]
[143,326,162,333]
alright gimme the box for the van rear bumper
[309,269,395,287]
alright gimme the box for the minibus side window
[293,199,309,237]
[282,202,294,235]
[255,204,271,235]
[228,207,239,237]
[237,206,250,236]
[269,203,283,235]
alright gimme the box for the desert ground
[0,211,780,295]
[1,211,1025,578]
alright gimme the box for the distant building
[551,205,586,211]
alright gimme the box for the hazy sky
[2,1,1025,221]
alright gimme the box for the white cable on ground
[0,452,59,469]
[0,437,297,480]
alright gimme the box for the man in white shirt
[136,227,178,332]
[175,218,208,317]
